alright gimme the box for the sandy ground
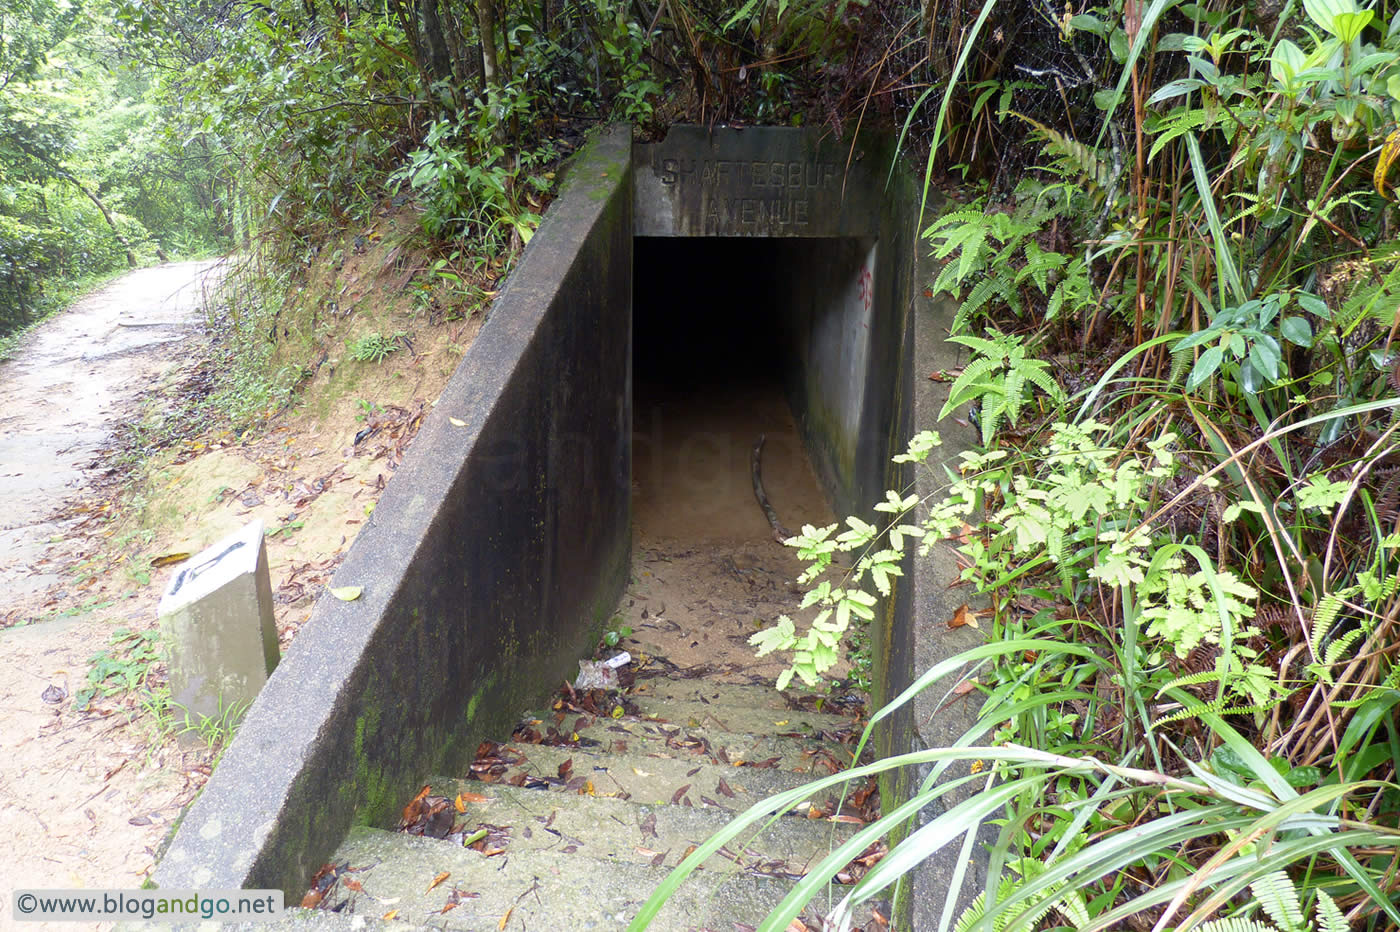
[0,261,225,930]
[620,376,841,682]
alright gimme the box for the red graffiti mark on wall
[858,266,873,313]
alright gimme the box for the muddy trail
[0,261,224,925]
[0,260,224,612]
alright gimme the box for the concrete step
[516,710,856,773]
[430,777,861,873]
[463,740,856,815]
[627,677,865,720]
[622,694,860,740]
[320,825,818,931]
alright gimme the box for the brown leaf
[670,784,691,805]
[300,890,322,909]
[383,910,398,921]
[426,871,450,893]
[640,812,658,839]
[946,604,980,630]
[651,850,668,868]
[952,679,980,696]
[716,777,736,798]
[827,815,865,824]
[558,758,573,781]
[401,785,431,824]
[343,879,363,892]
[498,906,513,930]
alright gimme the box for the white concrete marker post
[158,519,280,737]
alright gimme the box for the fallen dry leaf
[402,785,431,823]
[449,417,467,427]
[946,604,979,630]
[330,585,363,601]
[455,791,489,811]
[498,906,513,930]
[426,871,450,893]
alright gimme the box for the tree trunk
[418,0,453,87]
[60,172,137,268]
[477,0,501,97]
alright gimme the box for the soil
[0,239,477,930]
[0,261,225,928]
[618,376,842,685]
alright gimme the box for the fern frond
[1023,363,1067,406]
[1250,870,1305,932]
[953,273,1016,334]
[1017,241,1067,295]
[1011,111,1113,187]
[1310,594,1347,655]
[1315,891,1348,932]
[1323,627,1364,666]
[1195,919,1279,932]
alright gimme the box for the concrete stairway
[303,674,877,930]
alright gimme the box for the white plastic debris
[574,660,618,690]
[602,651,631,669]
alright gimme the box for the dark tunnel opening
[631,235,866,545]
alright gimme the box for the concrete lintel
[152,124,635,898]
[634,126,883,238]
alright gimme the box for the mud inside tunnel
[622,234,881,679]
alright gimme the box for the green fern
[1252,870,1306,932]
[925,187,1084,335]
[1195,920,1280,932]
[942,330,1066,443]
[952,858,1089,932]
[1013,111,1115,188]
[1196,872,1350,932]
[953,272,1019,334]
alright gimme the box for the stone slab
[157,518,279,729]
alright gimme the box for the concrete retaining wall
[153,126,635,897]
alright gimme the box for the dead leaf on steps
[329,585,362,601]
[946,604,980,629]
[455,791,489,811]
[498,906,513,930]
[426,871,449,893]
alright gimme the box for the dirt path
[0,260,224,608]
[0,260,224,930]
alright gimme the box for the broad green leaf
[1280,316,1314,346]
[1187,345,1225,390]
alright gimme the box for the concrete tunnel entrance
[152,126,935,909]
[623,232,884,677]
[635,236,831,545]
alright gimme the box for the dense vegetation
[638,1,1400,930]
[0,0,222,331]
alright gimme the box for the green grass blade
[1185,132,1245,306]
